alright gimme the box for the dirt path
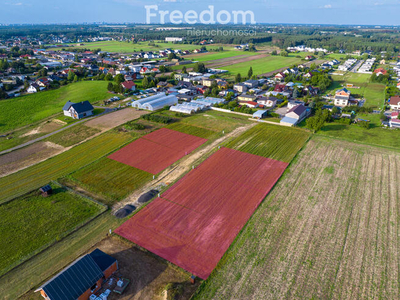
[113,123,256,213]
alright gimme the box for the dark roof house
[63,101,94,119]
[35,249,118,300]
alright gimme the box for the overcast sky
[1,0,400,25]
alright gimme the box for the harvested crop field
[115,147,288,279]
[194,137,400,299]
[85,108,148,130]
[225,123,310,162]
[165,123,217,139]
[108,128,207,174]
[0,141,65,177]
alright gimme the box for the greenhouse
[170,105,196,114]
[131,93,166,108]
[141,95,178,111]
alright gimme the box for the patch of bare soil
[113,123,256,212]
[205,53,270,68]
[0,142,66,177]
[90,236,201,300]
[86,108,148,131]
[21,121,63,137]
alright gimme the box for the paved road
[0,107,116,156]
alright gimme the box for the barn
[35,249,118,300]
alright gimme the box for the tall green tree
[248,67,253,78]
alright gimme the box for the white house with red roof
[389,111,400,128]
[121,80,136,91]
[389,96,400,110]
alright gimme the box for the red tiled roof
[121,81,136,89]
[390,96,400,106]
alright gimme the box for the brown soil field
[92,236,201,300]
[205,54,270,69]
[21,121,63,137]
[85,108,148,131]
[0,142,65,177]
[194,136,400,299]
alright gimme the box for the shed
[39,185,53,197]
[252,110,269,119]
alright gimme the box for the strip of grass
[222,54,303,75]
[0,131,133,204]
[66,158,153,205]
[224,123,310,163]
[45,124,101,147]
[166,123,217,139]
[0,81,111,134]
[0,182,103,277]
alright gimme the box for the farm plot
[108,128,207,174]
[0,182,103,277]
[0,131,133,204]
[115,147,288,279]
[165,123,217,139]
[225,123,310,162]
[65,158,153,205]
[85,108,148,131]
[194,137,400,300]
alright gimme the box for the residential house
[233,83,248,93]
[274,72,285,80]
[280,104,310,127]
[239,101,259,108]
[238,94,257,102]
[35,249,118,300]
[202,78,215,87]
[389,111,400,128]
[287,100,305,110]
[121,80,136,91]
[334,88,351,107]
[389,96,400,110]
[257,96,277,108]
[243,80,259,89]
[63,100,94,119]
[27,83,41,93]
[374,68,387,76]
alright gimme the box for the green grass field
[222,54,303,75]
[225,124,310,163]
[171,110,251,133]
[165,123,217,139]
[0,182,103,277]
[326,73,385,107]
[187,50,258,62]
[49,40,206,53]
[66,158,153,205]
[0,81,111,134]
[45,124,101,147]
[0,131,133,204]
[318,113,400,149]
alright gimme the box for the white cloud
[323,4,332,8]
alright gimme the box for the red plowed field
[115,148,288,279]
[108,128,207,174]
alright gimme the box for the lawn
[194,137,400,299]
[224,123,310,163]
[0,81,111,134]
[326,72,385,107]
[0,182,103,277]
[222,54,303,75]
[318,113,400,149]
[65,158,153,205]
[0,130,134,204]
[44,124,101,147]
[48,41,206,53]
